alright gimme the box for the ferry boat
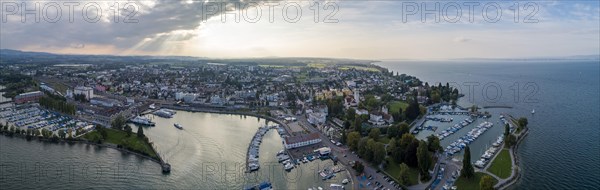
[130,116,155,126]
[174,123,183,129]
[154,109,174,118]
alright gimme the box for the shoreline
[496,119,529,190]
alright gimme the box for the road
[294,114,402,190]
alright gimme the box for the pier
[246,125,276,172]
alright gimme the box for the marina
[246,125,277,172]
[0,105,94,137]
[444,121,494,157]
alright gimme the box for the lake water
[376,60,600,190]
[0,111,348,189]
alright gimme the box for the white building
[308,112,327,125]
[74,86,94,100]
[283,133,322,149]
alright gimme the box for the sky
[0,0,598,60]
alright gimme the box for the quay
[246,125,276,172]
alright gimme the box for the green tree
[518,117,528,131]
[353,117,363,133]
[426,135,442,152]
[58,129,66,139]
[340,130,347,144]
[358,138,370,159]
[387,125,399,138]
[505,134,517,148]
[111,114,127,130]
[417,140,431,180]
[347,131,361,150]
[405,99,420,121]
[354,161,365,173]
[346,108,356,121]
[399,163,410,185]
[137,125,144,137]
[504,124,510,137]
[387,138,397,155]
[461,146,475,178]
[480,175,495,190]
[124,125,133,137]
[369,128,381,141]
[399,122,410,135]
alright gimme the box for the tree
[504,124,510,137]
[340,130,347,144]
[461,146,475,178]
[505,134,517,148]
[124,125,133,137]
[480,175,495,190]
[358,138,370,159]
[405,100,420,121]
[347,131,361,150]
[137,125,145,137]
[354,161,365,173]
[111,114,127,130]
[426,135,442,152]
[387,125,399,138]
[399,122,410,135]
[417,140,431,180]
[369,128,381,141]
[353,117,363,133]
[399,163,410,185]
[387,138,397,155]
[343,120,351,129]
[372,142,386,165]
[518,117,528,131]
[346,108,356,121]
[404,139,419,167]
[58,129,66,139]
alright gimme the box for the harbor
[246,125,277,172]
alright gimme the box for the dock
[246,125,276,172]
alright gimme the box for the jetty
[246,125,276,172]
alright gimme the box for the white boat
[531,109,535,114]
[130,116,155,126]
[149,104,156,109]
[154,109,174,118]
[174,123,183,129]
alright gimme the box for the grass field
[388,101,409,114]
[384,157,420,186]
[83,128,158,159]
[455,172,498,190]
[487,149,512,179]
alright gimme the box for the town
[0,51,527,190]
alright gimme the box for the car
[343,154,347,157]
[367,182,371,186]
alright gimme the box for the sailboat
[531,109,535,114]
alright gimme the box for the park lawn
[455,172,498,190]
[83,128,158,159]
[389,101,409,114]
[487,149,512,179]
[384,157,419,186]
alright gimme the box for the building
[308,112,327,125]
[74,86,94,100]
[90,97,121,107]
[14,91,43,104]
[283,133,322,149]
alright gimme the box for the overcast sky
[0,0,598,59]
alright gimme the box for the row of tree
[38,96,76,115]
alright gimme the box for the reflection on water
[0,111,349,189]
